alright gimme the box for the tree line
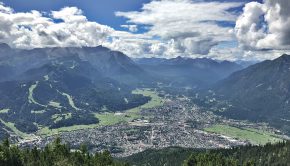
[184,141,290,166]
[0,138,127,166]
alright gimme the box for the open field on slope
[0,109,9,113]
[28,81,46,107]
[52,113,72,123]
[0,119,29,138]
[132,88,164,109]
[204,124,282,145]
[37,89,164,136]
[37,125,100,136]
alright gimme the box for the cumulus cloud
[51,7,86,23]
[0,4,113,49]
[235,0,290,50]
[116,0,242,56]
[120,24,138,32]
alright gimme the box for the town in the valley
[19,89,288,157]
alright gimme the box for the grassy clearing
[0,109,9,113]
[49,101,62,109]
[31,110,46,114]
[59,91,80,111]
[0,119,29,138]
[51,113,72,123]
[37,125,100,136]
[44,75,49,81]
[39,124,95,136]
[95,88,164,126]
[28,81,46,107]
[126,88,164,118]
[95,113,127,126]
[132,88,164,109]
[204,124,282,145]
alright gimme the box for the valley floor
[18,89,288,157]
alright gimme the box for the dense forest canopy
[124,141,290,166]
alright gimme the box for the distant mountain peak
[275,54,290,62]
[280,53,290,57]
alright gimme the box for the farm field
[204,124,282,145]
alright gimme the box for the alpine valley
[0,43,289,163]
[2,0,290,165]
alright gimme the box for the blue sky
[1,0,150,31]
[1,0,257,32]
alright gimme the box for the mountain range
[135,57,242,88]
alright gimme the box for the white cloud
[0,4,113,49]
[0,2,12,13]
[116,0,242,56]
[120,24,138,32]
[51,7,86,23]
[2,1,286,61]
[235,0,290,50]
[0,3,168,58]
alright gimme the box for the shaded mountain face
[210,54,290,133]
[135,57,242,88]
[0,45,148,85]
[0,45,150,133]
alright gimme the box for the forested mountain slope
[209,54,290,133]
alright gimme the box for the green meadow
[204,124,282,145]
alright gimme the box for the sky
[0,0,289,61]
